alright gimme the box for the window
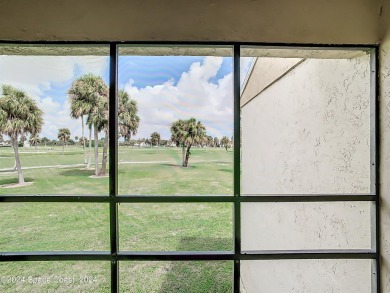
[0,43,379,292]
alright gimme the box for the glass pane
[120,261,232,292]
[0,45,109,195]
[241,259,374,293]
[240,47,371,194]
[117,45,233,195]
[241,202,372,251]
[0,203,109,251]
[119,203,233,251]
[0,261,110,292]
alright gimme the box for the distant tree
[0,85,43,184]
[41,137,49,147]
[50,139,58,146]
[118,89,140,142]
[206,135,213,147]
[150,132,161,147]
[78,136,87,147]
[171,118,206,167]
[19,134,27,147]
[29,135,41,151]
[214,137,220,148]
[221,136,230,152]
[58,128,71,154]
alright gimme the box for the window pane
[0,261,110,292]
[241,202,373,251]
[119,203,233,251]
[240,47,371,194]
[117,45,233,195]
[120,261,232,292]
[0,203,109,251]
[241,259,374,293]
[0,45,109,195]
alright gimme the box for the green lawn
[0,146,233,292]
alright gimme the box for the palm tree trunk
[181,144,185,167]
[11,135,25,184]
[62,142,64,154]
[94,126,99,176]
[183,145,192,167]
[100,129,109,176]
[87,127,92,168]
[81,116,87,164]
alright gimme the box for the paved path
[0,159,231,172]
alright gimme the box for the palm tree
[118,89,140,142]
[58,128,71,154]
[221,136,230,152]
[68,76,96,165]
[150,132,161,147]
[0,85,43,184]
[171,119,187,165]
[80,76,109,176]
[29,135,41,152]
[170,118,206,167]
[78,136,87,147]
[69,74,108,175]
[207,135,213,147]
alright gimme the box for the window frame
[0,41,380,293]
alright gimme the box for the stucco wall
[240,55,373,291]
[241,260,372,293]
[0,0,381,44]
[242,56,371,195]
[379,2,390,292]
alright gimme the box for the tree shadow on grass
[217,168,233,174]
[158,237,233,293]
[58,168,95,177]
[0,177,34,186]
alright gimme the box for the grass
[0,146,233,292]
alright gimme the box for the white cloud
[0,55,233,140]
[0,56,108,97]
[0,56,108,139]
[38,97,81,139]
[124,56,233,139]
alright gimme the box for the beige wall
[241,260,372,293]
[242,56,371,195]
[379,2,390,292]
[0,0,381,44]
[240,54,373,291]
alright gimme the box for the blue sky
[118,56,233,88]
[0,54,252,140]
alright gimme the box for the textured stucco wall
[242,56,371,195]
[240,56,372,291]
[379,1,390,292]
[0,0,381,44]
[240,260,372,293]
[241,202,371,251]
